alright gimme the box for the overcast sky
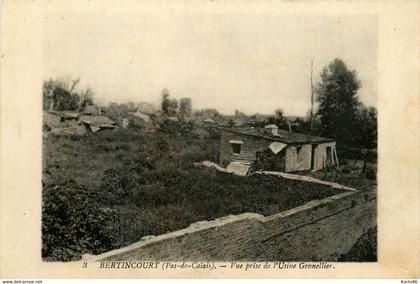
[43,13,377,116]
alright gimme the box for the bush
[101,168,134,199]
[158,119,196,138]
[153,160,183,186]
[42,182,117,261]
[365,167,376,180]
[43,123,52,132]
[206,126,221,139]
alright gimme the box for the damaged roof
[129,111,151,121]
[48,111,80,119]
[221,127,334,144]
[79,115,115,127]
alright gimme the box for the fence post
[362,148,367,176]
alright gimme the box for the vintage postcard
[0,0,418,279]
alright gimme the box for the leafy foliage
[42,181,117,261]
[315,59,361,146]
[43,78,95,111]
[161,89,178,116]
[158,118,193,137]
[354,105,377,149]
[179,97,192,117]
[265,108,289,130]
[313,59,377,155]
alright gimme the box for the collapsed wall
[87,187,376,261]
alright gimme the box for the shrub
[42,182,117,261]
[206,126,221,139]
[43,124,52,132]
[365,167,376,180]
[153,161,183,186]
[155,135,169,153]
[114,143,130,151]
[101,168,134,201]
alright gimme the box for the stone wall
[88,188,376,262]
[219,130,339,173]
[219,130,274,167]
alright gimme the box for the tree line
[42,58,377,150]
[43,77,94,111]
[160,88,192,117]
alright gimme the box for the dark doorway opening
[326,146,332,168]
[310,144,317,170]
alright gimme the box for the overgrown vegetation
[42,129,345,261]
[42,58,377,261]
[43,77,94,111]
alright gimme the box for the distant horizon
[44,75,376,118]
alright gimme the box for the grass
[308,159,377,189]
[42,128,348,261]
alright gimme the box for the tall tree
[315,59,361,146]
[168,98,178,116]
[161,88,170,115]
[160,89,178,116]
[179,97,192,117]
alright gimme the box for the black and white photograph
[41,12,378,262]
[0,0,418,280]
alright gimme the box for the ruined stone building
[219,125,339,173]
